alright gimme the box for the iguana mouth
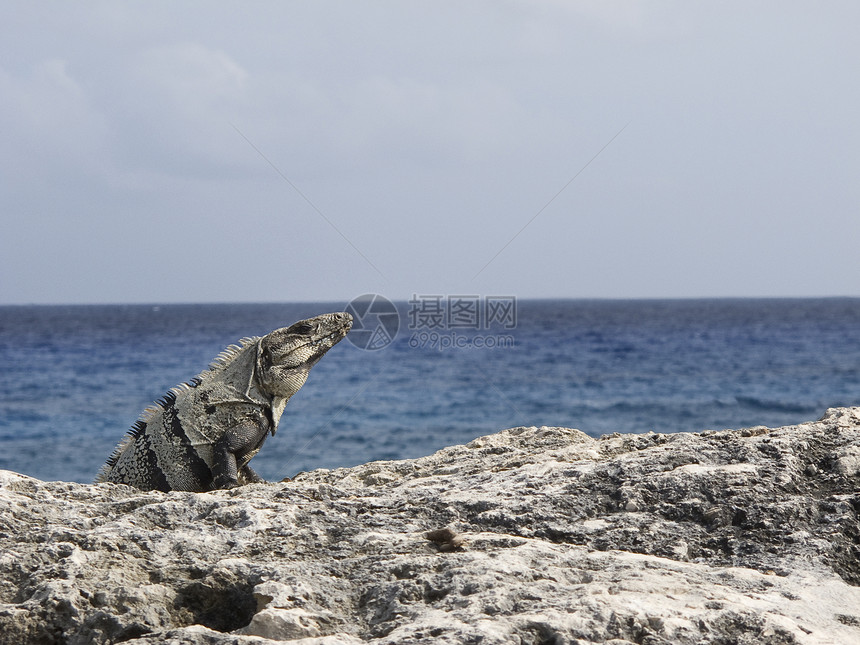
[306,327,349,350]
[296,327,351,368]
[310,331,339,347]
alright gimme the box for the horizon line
[2,294,860,308]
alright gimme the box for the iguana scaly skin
[96,312,353,492]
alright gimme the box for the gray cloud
[1,1,858,303]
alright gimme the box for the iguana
[96,312,353,492]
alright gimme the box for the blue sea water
[1,299,859,484]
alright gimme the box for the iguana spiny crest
[96,312,353,492]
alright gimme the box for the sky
[1,1,858,305]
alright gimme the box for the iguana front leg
[238,464,265,485]
[211,419,270,489]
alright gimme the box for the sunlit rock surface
[2,408,860,644]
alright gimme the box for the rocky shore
[2,408,860,644]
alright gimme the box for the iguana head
[256,312,353,400]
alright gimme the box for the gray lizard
[96,312,353,492]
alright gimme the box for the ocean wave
[734,396,820,415]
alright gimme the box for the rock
[2,408,860,644]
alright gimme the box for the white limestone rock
[1,408,860,644]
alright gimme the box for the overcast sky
[1,1,858,304]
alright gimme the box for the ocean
[1,298,858,485]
